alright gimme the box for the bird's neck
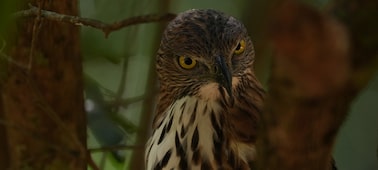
[146,96,227,169]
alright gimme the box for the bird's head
[156,9,255,104]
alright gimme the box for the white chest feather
[145,96,223,170]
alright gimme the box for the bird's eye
[234,40,246,54]
[178,56,197,69]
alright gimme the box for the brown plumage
[145,9,265,170]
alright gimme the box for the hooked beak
[215,56,234,102]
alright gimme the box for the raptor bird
[145,9,265,170]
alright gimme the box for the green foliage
[0,0,20,86]
[0,0,20,37]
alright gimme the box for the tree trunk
[258,0,378,169]
[1,0,86,169]
[0,90,10,170]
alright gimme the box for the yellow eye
[178,56,197,69]
[234,40,246,54]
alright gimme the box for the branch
[14,4,176,37]
[113,58,129,113]
[87,150,100,170]
[108,95,146,109]
[0,39,29,69]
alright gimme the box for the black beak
[215,56,233,101]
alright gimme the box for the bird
[145,9,265,170]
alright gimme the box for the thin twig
[87,150,100,170]
[113,58,129,113]
[0,52,28,69]
[108,95,146,108]
[28,3,43,71]
[14,4,176,37]
[0,39,29,69]
[21,72,87,163]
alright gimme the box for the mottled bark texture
[258,0,378,170]
[1,1,86,169]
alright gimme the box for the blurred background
[1,0,377,169]
[80,1,378,169]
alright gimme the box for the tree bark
[258,0,378,169]
[1,0,86,169]
[0,88,10,170]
